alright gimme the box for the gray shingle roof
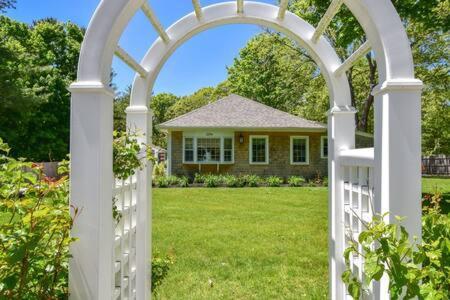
[159,94,326,130]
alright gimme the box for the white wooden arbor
[69,1,423,299]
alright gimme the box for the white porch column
[372,79,423,296]
[328,106,356,300]
[69,82,115,300]
[126,105,152,300]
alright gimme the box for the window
[250,135,269,164]
[197,138,220,162]
[290,136,309,165]
[223,138,233,162]
[321,136,328,158]
[183,135,234,163]
[184,137,194,162]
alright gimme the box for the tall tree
[150,93,179,147]
[226,0,449,154]
[0,17,84,161]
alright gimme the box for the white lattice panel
[343,165,375,299]
[114,175,138,300]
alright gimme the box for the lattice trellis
[343,165,375,299]
[113,175,138,300]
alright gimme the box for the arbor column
[328,106,356,300]
[372,79,423,296]
[126,105,152,300]
[69,82,115,300]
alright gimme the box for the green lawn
[0,178,448,298]
[422,177,450,194]
[152,187,329,299]
[152,178,450,299]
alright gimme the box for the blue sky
[6,0,277,96]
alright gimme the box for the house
[159,94,372,179]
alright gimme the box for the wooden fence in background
[422,155,450,176]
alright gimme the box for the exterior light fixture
[239,133,244,144]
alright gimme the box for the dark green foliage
[0,17,84,161]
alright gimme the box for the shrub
[204,174,222,187]
[288,176,306,187]
[223,175,245,187]
[167,175,179,186]
[155,176,170,188]
[342,192,450,299]
[0,139,77,299]
[266,176,283,187]
[322,177,328,187]
[151,250,175,293]
[177,176,189,187]
[194,173,206,184]
[243,174,261,187]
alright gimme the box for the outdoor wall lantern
[239,133,244,144]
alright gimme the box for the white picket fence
[113,175,138,300]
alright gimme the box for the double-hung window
[184,137,194,162]
[290,136,309,165]
[321,136,328,158]
[183,135,234,163]
[249,135,269,164]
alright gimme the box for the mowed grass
[0,178,447,298]
[422,177,450,194]
[152,178,450,299]
[152,187,329,299]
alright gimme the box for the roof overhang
[159,126,327,133]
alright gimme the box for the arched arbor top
[69,1,423,299]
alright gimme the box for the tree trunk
[358,54,377,132]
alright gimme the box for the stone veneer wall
[170,131,329,180]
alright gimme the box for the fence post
[126,105,152,300]
[372,79,423,296]
[328,106,356,299]
[69,82,114,299]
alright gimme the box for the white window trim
[249,135,269,165]
[321,136,328,159]
[290,136,310,165]
[182,134,234,164]
[182,136,195,163]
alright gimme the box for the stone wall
[170,131,328,180]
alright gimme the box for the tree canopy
[0,16,84,161]
[1,1,448,158]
